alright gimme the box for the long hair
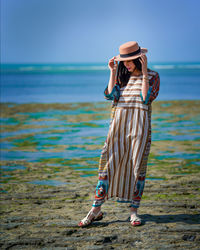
[116,57,142,87]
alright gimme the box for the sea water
[1,62,200,103]
[1,62,200,183]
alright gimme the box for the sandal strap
[93,210,102,219]
[80,209,102,226]
[81,216,91,225]
[131,217,141,222]
[130,212,141,222]
[87,209,101,219]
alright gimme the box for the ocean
[0,62,200,184]
[1,62,200,103]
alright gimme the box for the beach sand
[0,100,200,249]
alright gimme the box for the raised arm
[104,57,120,102]
[139,55,149,102]
[107,57,118,94]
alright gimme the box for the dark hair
[116,57,142,87]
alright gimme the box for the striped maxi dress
[93,69,160,207]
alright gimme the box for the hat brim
[115,48,148,61]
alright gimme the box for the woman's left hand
[139,55,148,76]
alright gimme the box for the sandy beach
[0,100,200,249]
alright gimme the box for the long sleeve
[140,72,160,104]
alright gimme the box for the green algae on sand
[0,100,200,182]
[0,100,200,249]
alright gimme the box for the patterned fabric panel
[93,176,109,207]
[131,173,146,208]
[104,84,120,103]
[148,72,160,103]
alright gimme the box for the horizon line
[1,61,200,65]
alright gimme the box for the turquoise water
[0,101,200,186]
[1,102,200,164]
[28,180,70,186]
[1,62,200,103]
[1,63,200,184]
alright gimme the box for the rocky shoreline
[0,169,200,249]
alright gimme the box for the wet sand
[0,100,200,249]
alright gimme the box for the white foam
[19,66,35,71]
[153,65,175,69]
[59,66,107,71]
[177,64,200,69]
[152,64,200,70]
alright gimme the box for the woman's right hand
[108,57,118,72]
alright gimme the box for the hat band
[120,47,141,58]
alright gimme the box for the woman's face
[123,60,136,72]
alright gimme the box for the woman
[78,41,160,227]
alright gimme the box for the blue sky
[1,0,200,63]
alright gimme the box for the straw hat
[115,41,148,61]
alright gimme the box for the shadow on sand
[90,213,200,228]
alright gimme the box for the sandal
[130,212,142,226]
[78,209,103,227]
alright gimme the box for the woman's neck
[131,68,142,76]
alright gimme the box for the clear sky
[1,0,200,63]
